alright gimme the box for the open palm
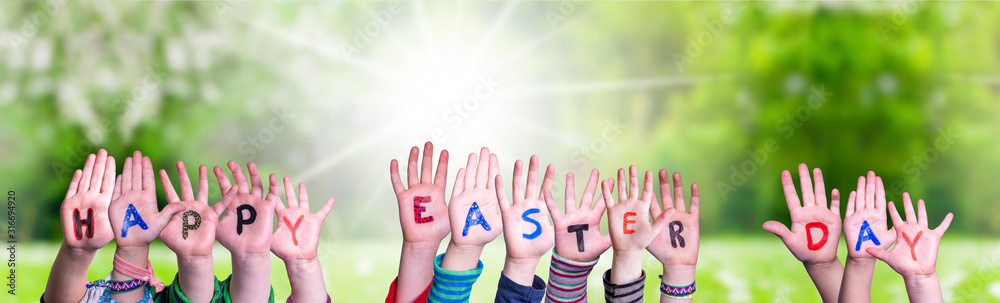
[60,149,116,251]
[498,155,555,261]
[109,151,184,248]
[544,169,611,262]
[448,147,502,247]
[867,194,953,277]
[649,170,700,266]
[390,142,450,245]
[271,176,335,261]
[843,171,896,260]
[214,161,277,254]
[763,164,842,265]
[604,167,673,253]
[158,162,231,256]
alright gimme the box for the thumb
[651,208,675,233]
[866,247,891,263]
[157,203,187,229]
[762,221,791,240]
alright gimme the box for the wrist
[114,246,150,263]
[610,250,643,284]
[232,251,272,270]
[284,257,322,275]
[803,257,841,271]
[903,272,939,289]
[502,257,541,286]
[660,264,696,286]
[63,242,99,259]
[441,242,484,271]
[176,254,214,271]
[402,241,441,258]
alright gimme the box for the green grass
[7,237,1000,302]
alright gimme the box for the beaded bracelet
[98,283,151,303]
[658,275,695,299]
[86,279,147,294]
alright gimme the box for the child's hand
[158,161,233,257]
[109,151,185,248]
[763,164,842,265]
[497,155,555,262]
[648,170,699,267]
[843,171,896,260]
[214,161,277,255]
[866,194,953,279]
[390,142,450,246]
[271,176,335,261]
[447,147,502,247]
[543,169,611,262]
[604,166,673,254]
[59,149,116,252]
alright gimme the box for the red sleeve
[385,277,431,303]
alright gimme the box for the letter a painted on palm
[854,220,881,251]
[462,202,491,237]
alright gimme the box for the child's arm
[44,150,117,302]
[271,176,336,303]
[541,169,609,303]
[494,155,555,302]
[429,147,502,302]
[601,167,674,303]
[158,161,234,302]
[866,194,953,303]
[648,170,699,302]
[389,142,451,303]
[213,161,277,303]
[107,151,187,302]
[761,164,843,302]
[839,172,896,303]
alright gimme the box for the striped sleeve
[428,253,484,303]
[544,252,599,303]
[601,269,645,303]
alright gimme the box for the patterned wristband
[87,278,147,294]
[658,276,695,299]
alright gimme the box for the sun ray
[503,75,736,99]
[467,0,521,69]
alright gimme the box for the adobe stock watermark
[673,0,749,73]
[952,254,1000,302]
[716,85,832,201]
[550,116,627,197]
[341,1,404,61]
[6,0,66,54]
[877,0,926,41]
[426,75,501,143]
[50,66,171,181]
[214,0,246,20]
[545,0,587,29]
[237,106,296,162]
[888,126,957,197]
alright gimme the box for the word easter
[462,202,491,237]
[854,220,881,251]
[902,231,922,261]
[121,204,148,237]
[623,212,637,235]
[236,205,257,235]
[521,208,543,239]
[284,215,304,245]
[181,210,201,240]
[805,222,829,250]
[72,208,95,240]
[668,221,685,248]
[413,196,433,224]
[567,224,589,252]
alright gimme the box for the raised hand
[866,194,952,281]
[109,151,185,248]
[440,147,501,271]
[158,161,233,256]
[543,169,611,262]
[271,176,335,261]
[59,149,116,251]
[497,156,555,286]
[604,166,673,253]
[843,171,896,260]
[763,164,842,265]
[213,161,277,254]
[390,142,450,246]
[648,170,700,267]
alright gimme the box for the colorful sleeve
[152,274,225,303]
[217,274,275,303]
[427,254,484,303]
[494,272,546,303]
[385,277,432,303]
[601,269,645,303]
[544,252,598,303]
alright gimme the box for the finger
[525,155,540,200]
[248,162,263,198]
[564,172,577,212]
[157,203,187,228]
[591,193,608,219]
[540,164,555,201]
[452,168,466,199]
[628,166,639,200]
[888,201,903,227]
[496,175,510,212]
[762,221,791,241]
[212,186,239,214]
[196,165,208,203]
[464,153,477,190]
[112,175,123,201]
[649,187,663,218]
[865,171,876,209]
[865,247,891,263]
[89,149,108,191]
[813,167,827,209]
[690,183,700,216]
[798,164,815,207]
[513,159,525,204]
[295,183,310,211]
[284,176,298,209]
[855,176,866,211]
[601,179,615,209]
[845,191,856,217]
[213,166,232,193]
[159,169,180,203]
[131,151,142,190]
[934,213,953,234]
[78,153,96,192]
[101,156,117,194]
[265,173,280,203]
[176,161,194,201]
[658,169,672,212]
[317,197,336,219]
[639,170,654,203]
[651,208,675,233]
[673,172,687,212]
[903,193,916,223]
[830,188,841,217]
[780,170,801,210]
[433,150,449,186]
[420,142,434,184]
[475,147,490,188]
[141,156,155,191]
[227,161,249,194]
[407,146,419,187]
[917,199,928,228]
[66,170,82,200]
[543,189,563,220]
[486,153,499,190]
[121,157,133,192]
[616,169,626,202]
[875,177,887,211]
[582,169,600,210]
[390,159,405,195]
